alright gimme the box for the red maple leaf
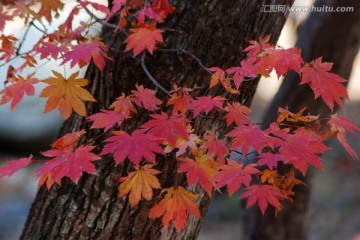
[109,93,136,117]
[37,145,100,184]
[78,1,109,14]
[244,35,271,59]
[132,84,162,111]
[189,95,225,117]
[257,153,282,169]
[329,113,359,135]
[179,152,217,196]
[224,102,251,126]
[0,73,39,110]
[141,112,190,146]
[265,123,328,174]
[300,57,348,110]
[0,155,33,178]
[227,124,268,155]
[125,24,164,57]
[151,0,174,20]
[62,37,109,70]
[257,47,303,77]
[101,129,164,165]
[278,132,328,174]
[105,0,126,23]
[241,184,286,214]
[35,42,67,60]
[137,7,163,24]
[226,58,258,88]
[87,110,125,131]
[201,131,229,164]
[214,159,259,196]
[328,113,360,159]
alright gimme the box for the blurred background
[1,0,360,239]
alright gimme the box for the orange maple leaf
[109,93,136,117]
[179,151,217,196]
[40,71,96,119]
[149,186,201,232]
[125,25,164,56]
[37,0,64,22]
[118,164,161,206]
[0,34,17,62]
[37,172,61,190]
[167,86,193,115]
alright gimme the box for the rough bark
[243,0,360,240]
[21,1,292,239]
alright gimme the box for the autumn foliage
[0,0,359,233]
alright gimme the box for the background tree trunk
[242,0,360,239]
[20,1,293,239]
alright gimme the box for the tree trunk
[20,1,293,239]
[243,0,360,239]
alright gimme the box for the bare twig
[158,48,213,75]
[158,47,260,82]
[16,20,33,55]
[82,5,118,29]
[180,49,213,75]
[198,114,226,122]
[141,52,171,96]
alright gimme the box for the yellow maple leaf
[118,164,161,206]
[40,70,96,119]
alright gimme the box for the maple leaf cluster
[0,0,359,233]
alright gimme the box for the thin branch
[180,49,213,75]
[140,52,171,96]
[16,20,33,55]
[157,48,260,82]
[0,52,27,68]
[158,48,213,75]
[198,114,226,122]
[230,149,243,156]
[82,5,118,29]
[31,20,48,35]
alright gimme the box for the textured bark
[21,1,292,239]
[243,0,360,240]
